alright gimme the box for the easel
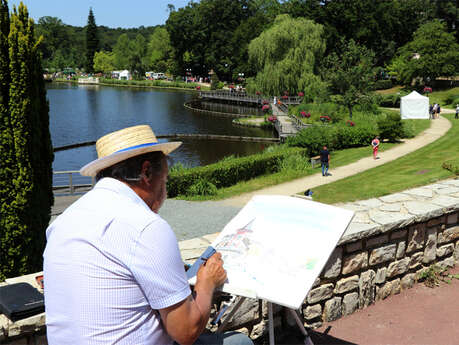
[215,296,314,345]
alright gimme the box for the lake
[48,82,275,171]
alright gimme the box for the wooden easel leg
[216,296,246,333]
[288,309,314,345]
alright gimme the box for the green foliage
[377,112,404,142]
[85,8,99,72]
[442,159,459,175]
[322,39,376,118]
[186,179,218,196]
[290,103,345,124]
[93,50,115,74]
[167,146,307,197]
[279,153,311,172]
[98,77,199,89]
[0,2,54,280]
[417,265,459,288]
[210,72,220,90]
[388,20,459,85]
[113,33,129,69]
[147,27,174,74]
[247,14,326,99]
[374,79,393,90]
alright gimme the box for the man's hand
[196,252,227,290]
[159,252,226,345]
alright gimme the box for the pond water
[47,82,275,171]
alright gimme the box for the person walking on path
[455,104,458,119]
[43,125,253,345]
[436,104,441,119]
[432,103,438,119]
[371,136,380,159]
[320,145,330,176]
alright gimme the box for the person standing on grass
[455,104,459,119]
[320,145,330,176]
[371,136,380,159]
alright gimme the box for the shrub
[167,146,308,197]
[374,79,392,90]
[379,93,403,107]
[186,179,218,196]
[280,153,311,172]
[442,159,459,175]
[377,112,404,142]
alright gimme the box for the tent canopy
[400,91,429,119]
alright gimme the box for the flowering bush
[262,104,270,112]
[196,85,201,90]
[256,91,261,95]
[298,92,304,97]
[423,86,432,94]
[346,120,355,126]
[320,115,331,123]
[300,111,311,118]
[267,116,277,123]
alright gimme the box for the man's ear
[141,160,151,181]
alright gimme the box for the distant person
[320,145,330,176]
[371,136,380,159]
[456,104,459,119]
[432,103,438,119]
[436,104,441,118]
[429,104,434,119]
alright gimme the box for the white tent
[400,91,429,119]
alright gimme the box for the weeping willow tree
[246,14,326,101]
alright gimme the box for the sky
[7,0,192,28]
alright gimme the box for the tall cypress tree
[0,1,53,280]
[85,7,98,73]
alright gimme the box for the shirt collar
[93,177,151,212]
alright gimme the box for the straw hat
[80,125,181,177]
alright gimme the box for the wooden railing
[53,171,94,195]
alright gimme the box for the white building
[112,70,131,80]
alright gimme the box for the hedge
[167,146,308,197]
[374,79,393,90]
[99,78,199,89]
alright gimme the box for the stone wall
[204,180,459,339]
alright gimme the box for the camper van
[146,72,166,80]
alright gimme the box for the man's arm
[159,253,227,345]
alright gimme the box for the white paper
[192,195,354,310]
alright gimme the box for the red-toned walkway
[274,266,459,345]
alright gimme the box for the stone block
[221,297,260,330]
[312,277,321,288]
[387,258,410,278]
[303,304,322,320]
[437,257,455,269]
[342,292,359,316]
[446,213,458,225]
[358,198,382,208]
[324,297,342,322]
[404,187,433,198]
[430,196,459,209]
[401,273,416,290]
[250,320,267,339]
[375,267,387,284]
[436,243,454,257]
[423,228,437,264]
[369,244,396,266]
[437,226,459,243]
[322,247,342,279]
[334,275,359,294]
[455,241,459,261]
[379,203,402,212]
[376,281,392,300]
[409,252,424,269]
[391,229,407,240]
[404,201,443,221]
[368,210,414,232]
[427,217,444,228]
[307,284,334,304]
[407,223,426,253]
[359,269,375,308]
[396,241,406,259]
[346,241,363,253]
[391,278,401,295]
[379,193,413,203]
[366,235,389,248]
[342,251,368,275]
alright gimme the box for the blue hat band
[114,142,158,154]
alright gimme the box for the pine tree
[0,2,53,280]
[85,7,99,73]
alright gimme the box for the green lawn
[177,118,431,201]
[312,114,458,204]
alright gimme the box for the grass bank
[312,114,457,204]
[177,118,430,201]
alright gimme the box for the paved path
[223,115,451,207]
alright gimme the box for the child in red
[371,136,380,159]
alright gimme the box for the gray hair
[96,151,166,184]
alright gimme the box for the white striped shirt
[44,178,190,345]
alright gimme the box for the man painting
[43,125,253,345]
